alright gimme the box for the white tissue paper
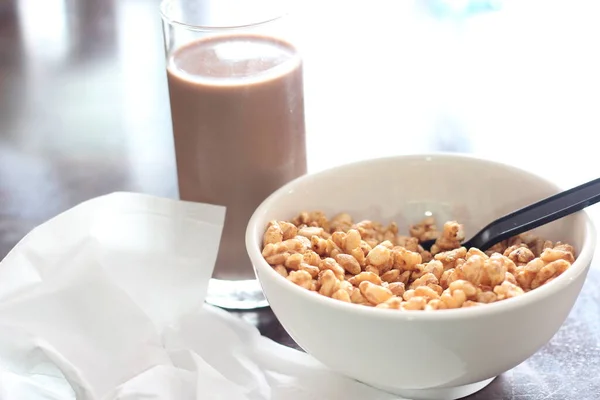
[0,192,399,400]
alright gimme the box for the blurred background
[1,0,599,259]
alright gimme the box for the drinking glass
[160,0,307,309]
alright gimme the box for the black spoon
[419,177,600,252]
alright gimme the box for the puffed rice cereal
[261,212,577,311]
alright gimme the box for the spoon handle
[470,177,600,250]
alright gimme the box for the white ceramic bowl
[246,154,596,400]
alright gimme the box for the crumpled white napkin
[0,192,400,400]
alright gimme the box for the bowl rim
[246,152,597,321]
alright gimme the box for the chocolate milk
[167,33,307,280]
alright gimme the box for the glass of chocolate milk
[160,0,307,309]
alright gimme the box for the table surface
[1,0,600,399]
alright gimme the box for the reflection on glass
[17,0,69,66]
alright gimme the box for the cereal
[485,241,508,256]
[376,296,403,310]
[364,265,380,275]
[330,213,353,232]
[379,269,398,283]
[319,258,345,281]
[335,253,362,275]
[299,263,320,278]
[359,281,394,305]
[486,253,514,286]
[431,221,465,255]
[435,247,467,270]
[350,287,370,305]
[412,260,444,281]
[293,211,329,231]
[274,265,288,277]
[530,259,570,289]
[387,282,406,297]
[318,270,340,297]
[366,244,393,270]
[263,221,284,246]
[392,247,422,271]
[440,280,477,309]
[425,299,447,310]
[462,300,482,308]
[476,289,497,303]
[303,250,321,266]
[348,271,382,286]
[414,285,440,301]
[540,247,575,264]
[410,216,439,242]
[311,236,328,256]
[398,270,412,285]
[397,236,420,252]
[287,270,313,290]
[263,211,577,311]
[504,245,535,266]
[466,247,488,260]
[332,289,351,302]
[409,272,439,290]
[401,296,427,310]
[402,289,415,300]
[298,226,326,239]
[284,253,303,270]
[494,281,525,300]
